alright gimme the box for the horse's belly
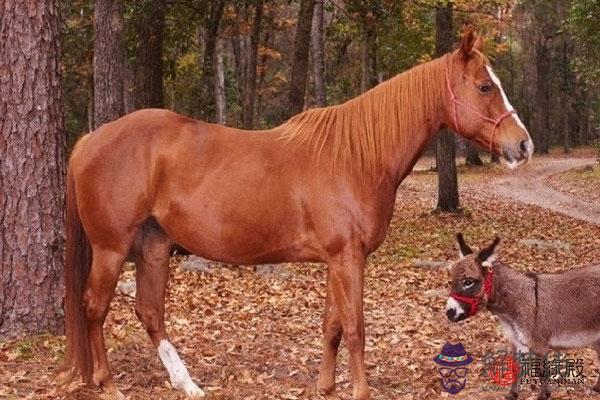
[155,195,322,264]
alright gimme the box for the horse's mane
[277,54,448,176]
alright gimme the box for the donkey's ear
[458,27,480,59]
[456,233,473,258]
[477,237,501,267]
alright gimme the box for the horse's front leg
[317,271,343,398]
[327,250,370,400]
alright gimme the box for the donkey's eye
[478,83,493,94]
[462,279,475,288]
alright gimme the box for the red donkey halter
[450,268,494,317]
[445,55,516,152]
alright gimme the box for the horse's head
[445,234,500,322]
[444,30,533,168]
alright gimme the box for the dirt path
[491,156,600,225]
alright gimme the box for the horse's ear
[477,237,501,267]
[456,233,473,258]
[473,35,484,53]
[458,27,480,59]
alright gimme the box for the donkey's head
[446,234,501,322]
[444,30,533,168]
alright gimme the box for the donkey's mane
[277,55,448,176]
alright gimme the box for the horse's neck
[366,59,447,187]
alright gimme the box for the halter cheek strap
[450,268,494,317]
[445,56,516,153]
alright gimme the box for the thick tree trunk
[288,0,316,115]
[311,0,326,107]
[133,0,166,110]
[435,2,459,211]
[360,9,378,92]
[199,0,225,121]
[93,0,124,128]
[0,0,66,338]
[242,0,263,129]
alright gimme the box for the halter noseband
[450,267,494,317]
[445,55,516,153]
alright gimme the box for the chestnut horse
[64,31,533,400]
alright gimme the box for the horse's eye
[463,279,474,288]
[478,83,493,94]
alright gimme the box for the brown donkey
[64,31,532,400]
[446,234,600,400]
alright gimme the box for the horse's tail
[64,161,93,383]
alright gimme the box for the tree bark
[360,8,378,92]
[465,142,484,166]
[242,0,264,129]
[93,0,125,128]
[199,0,225,122]
[311,0,326,107]
[214,34,227,125]
[132,0,166,110]
[0,0,66,338]
[533,35,550,154]
[288,0,316,116]
[435,1,459,211]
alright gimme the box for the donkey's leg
[328,251,370,400]
[132,223,205,398]
[592,342,600,392]
[317,271,343,398]
[537,352,551,400]
[83,247,129,399]
[505,346,520,400]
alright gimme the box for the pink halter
[445,55,516,153]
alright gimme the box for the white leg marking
[446,297,465,318]
[158,340,205,398]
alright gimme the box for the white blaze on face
[158,340,206,398]
[446,297,465,318]
[485,65,531,137]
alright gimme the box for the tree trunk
[214,34,227,125]
[242,0,263,129]
[199,0,225,122]
[288,0,316,116]
[533,35,550,154]
[465,143,484,166]
[360,9,378,92]
[435,1,459,212]
[256,20,274,124]
[0,0,66,338]
[133,0,166,110]
[93,0,125,128]
[312,0,326,107]
[560,37,570,153]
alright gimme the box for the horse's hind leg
[84,247,130,399]
[132,220,205,398]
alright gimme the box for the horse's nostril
[446,309,456,320]
[519,140,531,154]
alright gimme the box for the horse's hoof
[99,387,126,400]
[181,381,206,398]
